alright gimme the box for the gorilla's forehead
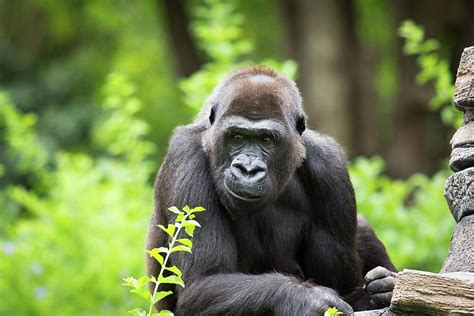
[223,76,286,120]
[220,115,286,133]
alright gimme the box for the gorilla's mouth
[224,181,264,202]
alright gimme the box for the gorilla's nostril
[231,162,247,175]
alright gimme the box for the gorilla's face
[207,114,305,215]
[202,71,306,216]
[218,117,286,208]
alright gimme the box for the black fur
[147,66,396,315]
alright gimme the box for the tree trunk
[281,0,355,152]
[159,0,202,77]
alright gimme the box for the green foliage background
[0,0,456,315]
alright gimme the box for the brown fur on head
[200,66,307,201]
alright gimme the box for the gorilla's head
[201,66,307,215]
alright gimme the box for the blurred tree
[387,0,474,177]
[160,0,203,77]
[281,0,355,150]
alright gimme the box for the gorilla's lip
[224,182,263,202]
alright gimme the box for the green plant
[180,0,297,114]
[399,20,462,128]
[123,205,205,316]
[0,74,156,315]
[324,307,341,316]
[349,156,454,271]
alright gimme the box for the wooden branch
[390,269,474,315]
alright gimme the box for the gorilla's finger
[364,266,397,283]
[371,291,393,307]
[366,276,395,294]
[325,297,353,315]
[317,304,330,315]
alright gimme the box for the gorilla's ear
[209,105,216,125]
[296,116,305,135]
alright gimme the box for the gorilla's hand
[364,266,397,308]
[306,286,353,315]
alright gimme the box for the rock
[450,122,474,149]
[441,215,474,273]
[444,167,474,222]
[449,147,474,172]
[454,46,474,110]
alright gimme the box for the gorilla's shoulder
[161,123,208,169]
[302,129,348,170]
[168,123,206,151]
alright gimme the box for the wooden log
[390,269,474,315]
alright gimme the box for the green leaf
[156,310,174,316]
[158,246,169,253]
[128,308,147,316]
[137,275,151,288]
[176,213,185,222]
[183,205,191,214]
[189,214,196,219]
[130,288,151,301]
[152,291,173,304]
[184,224,196,237]
[324,307,341,316]
[122,276,138,288]
[182,219,201,228]
[165,265,182,278]
[159,275,185,287]
[170,245,191,253]
[147,249,164,265]
[157,224,176,237]
[190,206,206,213]
[177,238,192,248]
[167,206,181,214]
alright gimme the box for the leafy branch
[399,20,462,128]
[122,205,205,316]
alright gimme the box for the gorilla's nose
[231,155,267,183]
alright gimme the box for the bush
[0,74,154,315]
[350,157,454,271]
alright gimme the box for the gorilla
[147,66,397,315]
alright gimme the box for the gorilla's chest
[230,206,306,277]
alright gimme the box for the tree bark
[159,0,202,77]
[281,0,354,152]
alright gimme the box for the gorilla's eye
[232,133,244,140]
[296,116,306,135]
[261,135,272,143]
[209,107,216,125]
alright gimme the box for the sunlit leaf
[183,205,191,214]
[128,308,147,316]
[176,213,185,222]
[152,291,173,304]
[190,206,206,213]
[165,265,182,278]
[170,245,191,253]
[156,310,174,316]
[122,277,138,288]
[184,225,195,237]
[158,224,176,237]
[130,288,151,301]
[147,249,164,265]
[167,206,180,214]
[182,220,201,228]
[177,238,192,248]
[158,275,185,287]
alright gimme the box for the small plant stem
[148,214,189,316]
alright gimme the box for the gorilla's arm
[147,125,352,315]
[300,131,396,310]
[300,131,362,290]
